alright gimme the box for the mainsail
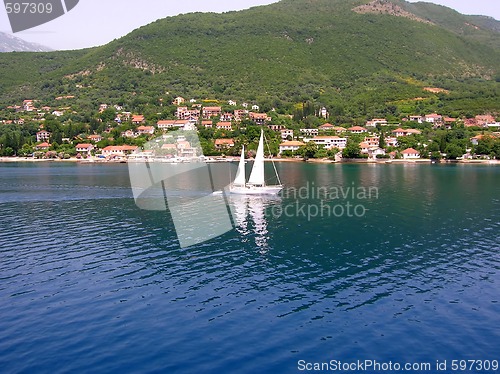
[248,130,265,186]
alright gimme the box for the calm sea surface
[0,162,499,373]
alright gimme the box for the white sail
[233,146,246,186]
[248,130,265,186]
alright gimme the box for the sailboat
[229,129,283,195]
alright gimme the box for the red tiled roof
[402,148,420,154]
[280,141,305,146]
[215,138,235,145]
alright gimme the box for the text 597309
[5,2,53,14]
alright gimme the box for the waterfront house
[36,142,50,150]
[76,144,94,155]
[368,147,386,159]
[305,136,347,150]
[402,148,421,159]
[279,141,305,154]
[215,138,235,150]
[102,145,139,157]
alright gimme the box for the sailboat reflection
[226,194,281,253]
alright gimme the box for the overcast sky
[0,0,498,50]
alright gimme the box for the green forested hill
[0,0,499,118]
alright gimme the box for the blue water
[0,162,499,373]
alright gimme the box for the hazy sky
[0,0,498,50]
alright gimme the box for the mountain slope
[0,0,499,117]
[0,32,53,52]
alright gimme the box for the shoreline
[1,157,498,165]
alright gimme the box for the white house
[279,141,305,154]
[252,105,260,111]
[300,128,319,136]
[366,118,388,127]
[102,145,139,157]
[304,136,347,150]
[402,148,420,159]
[215,138,235,149]
[228,100,237,106]
[348,126,368,134]
[36,130,51,142]
[76,144,94,155]
[424,113,443,124]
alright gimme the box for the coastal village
[1,95,500,162]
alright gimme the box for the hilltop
[0,32,53,52]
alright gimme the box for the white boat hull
[229,184,283,195]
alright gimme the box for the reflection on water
[227,195,281,253]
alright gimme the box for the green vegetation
[0,0,499,160]
[0,0,498,118]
